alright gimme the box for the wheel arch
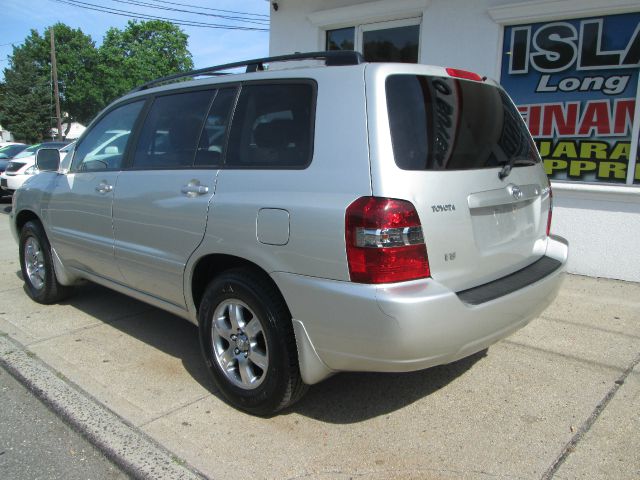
[189,253,289,318]
[14,208,80,287]
[15,209,42,232]
[188,252,334,386]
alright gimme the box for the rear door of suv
[366,64,552,292]
[112,87,237,307]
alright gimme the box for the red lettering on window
[613,99,635,135]
[578,100,612,136]
[542,103,579,137]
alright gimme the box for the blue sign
[500,13,640,183]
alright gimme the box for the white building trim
[307,0,431,29]
[488,0,640,25]
[553,182,640,204]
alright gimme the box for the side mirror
[35,148,61,172]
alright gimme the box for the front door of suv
[47,100,145,282]
[112,88,236,308]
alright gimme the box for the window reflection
[326,27,355,51]
[386,75,539,170]
[363,25,419,63]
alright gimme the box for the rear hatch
[366,64,551,291]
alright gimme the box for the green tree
[0,20,193,141]
[0,30,51,143]
[99,20,194,105]
[46,23,101,126]
[0,24,99,142]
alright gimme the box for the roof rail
[130,50,365,93]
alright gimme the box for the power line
[118,0,269,21]
[110,0,269,26]
[142,0,269,18]
[52,0,268,30]
[50,0,269,31]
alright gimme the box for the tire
[19,220,73,304]
[198,268,307,415]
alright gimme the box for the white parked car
[0,142,70,194]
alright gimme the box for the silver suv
[10,52,568,415]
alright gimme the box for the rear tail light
[345,196,430,284]
[446,67,484,82]
[546,183,553,236]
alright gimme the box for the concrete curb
[0,334,206,480]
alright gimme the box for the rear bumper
[274,235,568,383]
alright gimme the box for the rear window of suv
[386,74,539,171]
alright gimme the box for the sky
[0,0,271,80]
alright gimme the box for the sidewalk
[0,209,638,479]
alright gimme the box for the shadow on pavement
[58,283,216,397]
[47,281,484,423]
[290,350,485,423]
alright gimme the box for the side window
[226,83,314,168]
[133,90,214,169]
[194,88,236,167]
[73,101,144,171]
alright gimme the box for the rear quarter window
[386,74,539,171]
[226,82,315,169]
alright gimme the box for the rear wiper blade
[498,162,512,180]
[498,157,536,180]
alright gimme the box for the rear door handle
[95,182,113,194]
[181,182,209,197]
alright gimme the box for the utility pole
[50,29,63,141]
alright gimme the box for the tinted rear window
[386,75,539,170]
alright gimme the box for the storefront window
[326,19,420,63]
[500,13,640,185]
[326,27,355,51]
[362,25,419,63]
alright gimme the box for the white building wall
[269,0,516,75]
[551,185,640,281]
[269,0,640,282]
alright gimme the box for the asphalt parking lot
[0,200,638,480]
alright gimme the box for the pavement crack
[285,467,528,480]
[541,352,640,480]
[137,394,211,428]
[24,310,152,347]
[0,287,23,295]
[541,315,640,341]
[503,339,624,374]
